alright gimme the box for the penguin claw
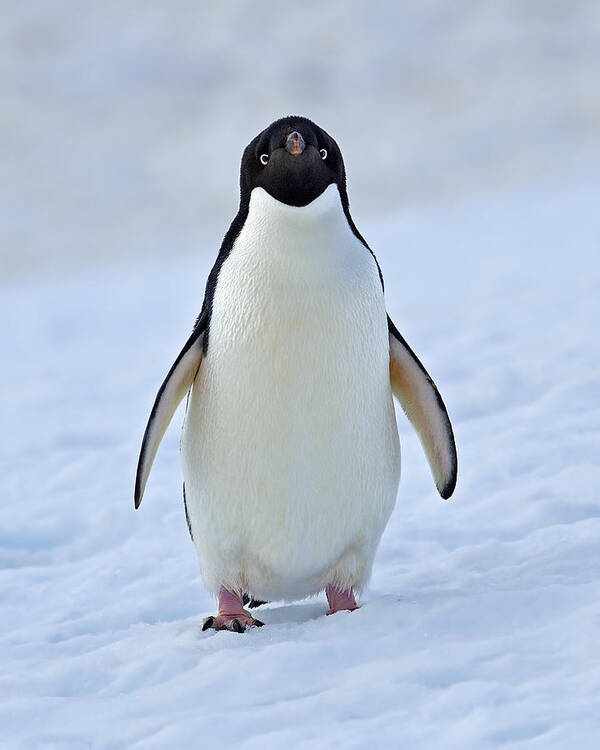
[201,613,264,633]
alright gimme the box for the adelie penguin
[135,116,457,633]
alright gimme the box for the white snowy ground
[2,167,599,748]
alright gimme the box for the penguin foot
[325,585,359,615]
[202,588,265,633]
[202,613,264,633]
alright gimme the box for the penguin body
[181,183,400,601]
[135,116,457,628]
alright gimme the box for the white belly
[181,185,400,600]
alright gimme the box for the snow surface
[3,1,600,747]
[2,168,600,748]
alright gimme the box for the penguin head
[240,116,347,208]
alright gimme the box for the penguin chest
[181,187,400,594]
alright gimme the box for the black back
[194,116,382,351]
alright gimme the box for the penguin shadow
[195,595,413,637]
[229,595,407,629]
[255,599,326,626]
[202,595,410,630]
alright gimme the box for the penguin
[135,116,457,633]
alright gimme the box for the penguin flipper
[134,326,204,509]
[388,315,457,499]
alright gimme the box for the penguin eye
[319,148,327,160]
[259,154,269,166]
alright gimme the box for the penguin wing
[134,325,204,509]
[388,315,457,499]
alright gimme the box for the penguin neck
[245,184,346,232]
[233,184,365,284]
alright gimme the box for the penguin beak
[285,131,305,156]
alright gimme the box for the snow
[3,1,600,747]
[2,169,599,748]
[4,1,600,276]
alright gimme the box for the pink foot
[202,588,265,633]
[326,585,359,615]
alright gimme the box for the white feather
[181,185,401,601]
[389,328,457,499]
[135,331,203,508]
